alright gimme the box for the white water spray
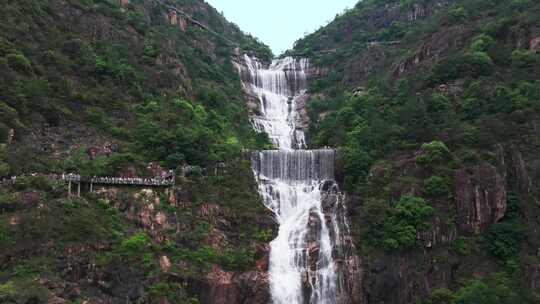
[239,55,348,304]
[241,55,307,149]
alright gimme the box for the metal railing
[63,173,175,187]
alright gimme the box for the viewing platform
[63,172,175,197]
[62,173,175,187]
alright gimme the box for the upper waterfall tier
[252,149,335,181]
[243,56,309,96]
[238,55,309,149]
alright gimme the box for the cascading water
[237,55,358,304]
[252,150,341,304]
[241,55,308,149]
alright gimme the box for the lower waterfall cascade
[238,55,358,304]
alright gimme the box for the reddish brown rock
[159,256,171,273]
[198,203,228,218]
[454,163,507,235]
[167,10,188,31]
[198,266,270,304]
[86,143,116,160]
[202,228,228,250]
[530,37,540,53]
[508,147,532,195]
[48,296,66,304]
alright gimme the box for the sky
[205,0,359,55]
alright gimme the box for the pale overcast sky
[205,0,359,55]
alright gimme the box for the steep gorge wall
[292,0,540,302]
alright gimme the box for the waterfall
[241,55,308,149]
[238,55,357,304]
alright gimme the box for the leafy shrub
[220,247,255,271]
[0,102,19,127]
[126,11,148,34]
[470,34,495,52]
[510,0,533,11]
[465,51,494,75]
[12,175,63,194]
[343,144,373,187]
[118,232,151,259]
[0,161,9,177]
[427,288,454,304]
[6,54,32,74]
[144,282,199,304]
[361,198,390,242]
[427,278,522,304]
[448,6,468,22]
[0,280,48,304]
[59,198,123,243]
[485,221,524,260]
[0,281,15,298]
[454,280,498,304]
[417,141,451,166]
[383,224,416,250]
[181,246,219,268]
[511,49,537,68]
[253,229,273,242]
[0,37,17,57]
[0,222,14,248]
[363,196,434,250]
[394,196,434,228]
[85,106,107,126]
[451,237,472,256]
[143,41,159,59]
[165,152,186,169]
[426,93,452,114]
[424,175,449,197]
[430,51,493,83]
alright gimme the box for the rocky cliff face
[454,163,507,235]
[1,177,276,303]
[196,265,270,304]
[342,143,540,303]
[320,184,363,304]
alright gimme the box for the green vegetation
[0,279,49,304]
[0,144,10,177]
[220,247,256,271]
[296,0,540,301]
[142,282,200,304]
[361,196,434,250]
[428,273,524,303]
[423,175,449,197]
[0,0,271,176]
[189,160,266,213]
